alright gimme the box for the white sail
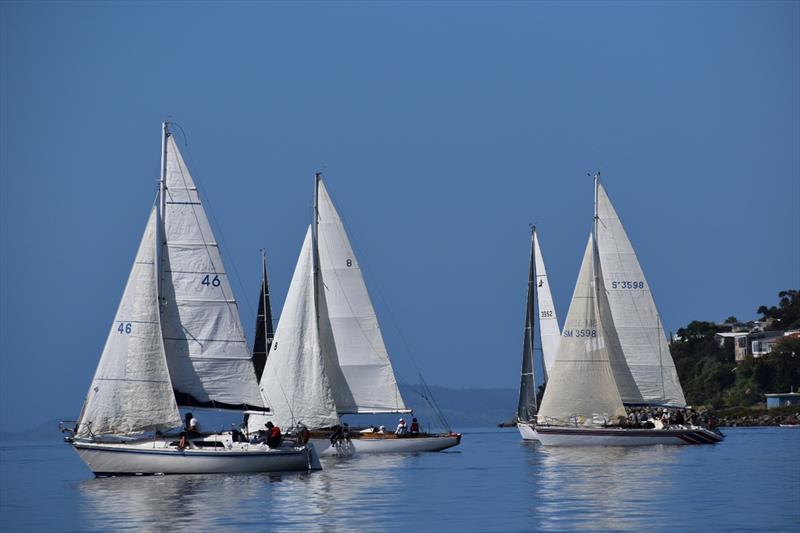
[315,179,408,414]
[533,228,560,379]
[537,235,627,426]
[77,209,183,438]
[259,227,340,429]
[159,135,263,409]
[596,183,686,407]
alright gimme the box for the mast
[528,225,537,411]
[157,121,168,301]
[593,172,601,303]
[313,172,322,325]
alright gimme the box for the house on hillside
[715,327,797,362]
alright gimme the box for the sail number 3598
[611,281,644,289]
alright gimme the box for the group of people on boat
[619,407,716,430]
[395,417,421,436]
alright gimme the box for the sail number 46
[611,281,644,289]
[117,322,132,334]
[201,274,221,287]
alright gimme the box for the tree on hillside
[757,290,800,330]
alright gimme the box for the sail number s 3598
[611,281,644,289]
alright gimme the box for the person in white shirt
[395,418,408,436]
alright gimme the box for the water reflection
[524,442,683,531]
[78,453,407,531]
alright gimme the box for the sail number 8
[201,274,221,287]
[611,281,644,289]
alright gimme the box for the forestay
[260,228,340,429]
[77,209,183,438]
[315,179,407,414]
[537,236,627,425]
[159,135,263,409]
[533,228,561,379]
[596,183,686,407]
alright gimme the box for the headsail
[315,178,408,414]
[533,228,560,379]
[595,182,686,407]
[77,208,183,438]
[252,251,274,381]
[159,132,264,410]
[537,235,628,425]
[517,229,537,422]
[259,227,340,429]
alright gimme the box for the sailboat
[62,123,321,475]
[535,174,723,446]
[247,174,461,455]
[516,226,560,441]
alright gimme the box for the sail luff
[517,228,538,421]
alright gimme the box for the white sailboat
[248,174,461,455]
[535,174,723,446]
[517,226,560,441]
[63,123,321,475]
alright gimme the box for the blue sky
[1,1,798,429]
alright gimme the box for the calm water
[1,427,798,532]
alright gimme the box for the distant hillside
[399,384,517,428]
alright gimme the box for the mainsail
[533,228,560,379]
[537,235,628,425]
[77,209,183,438]
[252,251,275,381]
[517,229,538,422]
[159,132,264,410]
[595,182,686,407]
[259,228,339,429]
[315,178,408,414]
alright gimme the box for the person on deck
[410,418,420,434]
[187,413,200,436]
[265,421,282,447]
[395,418,409,436]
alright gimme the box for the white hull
[314,434,461,456]
[71,436,320,476]
[517,422,539,441]
[536,426,724,446]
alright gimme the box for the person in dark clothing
[265,421,282,447]
[410,418,420,434]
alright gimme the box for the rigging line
[167,129,254,347]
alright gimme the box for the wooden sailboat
[63,123,321,474]
[248,174,460,455]
[517,226,560,441]
[535,174,723,446]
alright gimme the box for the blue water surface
[1,427,798,532]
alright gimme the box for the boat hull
[517,422,539,441]
[536,426,724,446]
[313,433,462,456]
[71,437,319,476]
